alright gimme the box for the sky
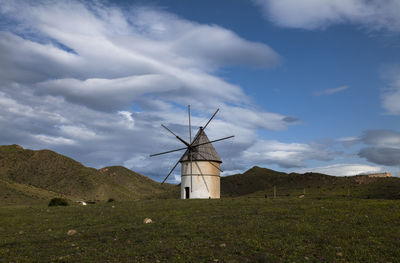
[1,0,400,182]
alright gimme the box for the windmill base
[180,175,220,199]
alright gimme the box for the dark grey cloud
[359,147,400,166]
[361,130,400,146]
[356,129,400,167]
[283,116,299,123]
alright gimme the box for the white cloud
[241,140,335,168]
[0,0,281,114]
[117,111,135,130]
[294,163,382,176]
[314,85,349,96]
[59,125,97,139]
[34,134,76,145]
[253,0,400,32]
[123,154,151,169]
[382,66,400,115]
[221,169,243,177]
[172,174,181,184]
[337,136,360,147]
[0,0,339,182]
[383,90,400,115]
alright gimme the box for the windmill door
[185,187,190,199]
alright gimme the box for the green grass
[1,145,400,261]
[0,145,175,204]
[222,166,400,200]
[1,197,399,262]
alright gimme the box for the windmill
[150,106,234,199]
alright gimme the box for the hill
[0,177,69,205]
[1,144,398,204]
[221,166,400,199]
[99,166,175,198]
[0,145,173,205]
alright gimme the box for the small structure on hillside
[365,172,391,178]
[150,106,234,199]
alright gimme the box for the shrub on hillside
[108,198,115,202]
[48,198,69,207]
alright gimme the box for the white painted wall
[180,161,220,199]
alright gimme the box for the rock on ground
[143,218,152,224]
[67,229,77,236]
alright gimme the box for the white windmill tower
[150,106,234,199]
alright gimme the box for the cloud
[294,163,381,176]
[34,134,76,145]
[0,1,282,113]
[336,129,400,167]
[253,0,400,32]
[357,130,400,166]
[359,147,400,166]
[381,66,400,115]
[0,1,281,81]
[36,74,181,111]
[361,130,400,146]
[0,0,296,182]
[241,140,336,168]
[337,136,361,147]
[382,90,400,115]
[314,85,349,96]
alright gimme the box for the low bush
[48,198,68,207]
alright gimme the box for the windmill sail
[150,105,234,198]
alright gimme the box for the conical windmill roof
[179,128,222,163]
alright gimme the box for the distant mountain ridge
[0,145,399,205]
[221,166,400,199]
[0,145,174,205]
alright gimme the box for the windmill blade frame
[188,105,192,144]
[194,161,210,193]
[149,146,188,157]
[195,150,224,173]
[188,108,219,148]
[161,159,180,184]
[150,136,234,157]
[161,124,191,147]
[150,105,233,198]
[192,135,235,148]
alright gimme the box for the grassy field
[1,197,399,262]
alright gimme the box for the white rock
[143,218,153,224]
[67,229,77,236]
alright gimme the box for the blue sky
[0,0,400,181]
